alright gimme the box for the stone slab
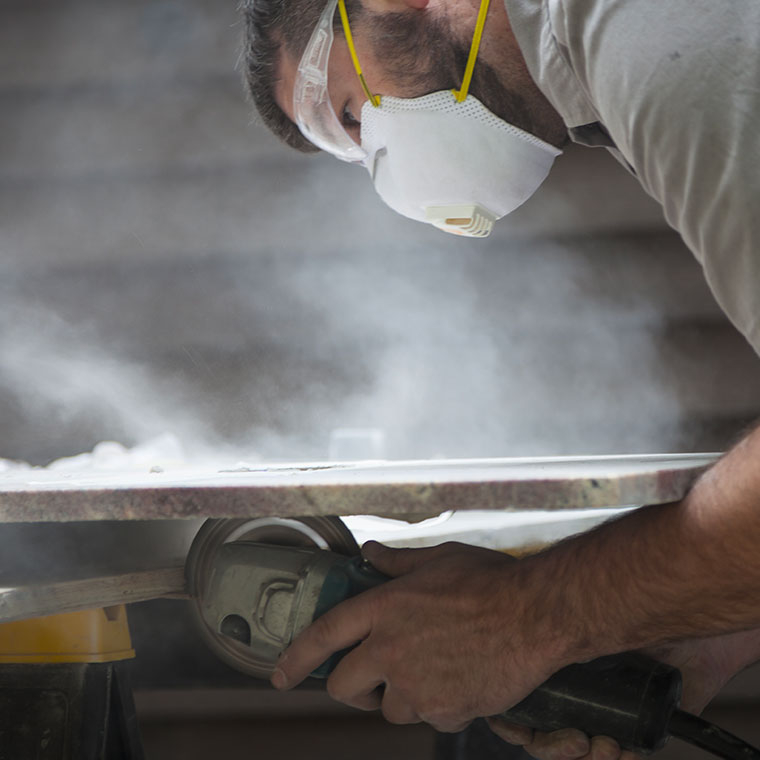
[0,454,718,523]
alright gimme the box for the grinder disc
[186,516,359,677]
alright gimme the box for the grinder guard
[186,516,359,678]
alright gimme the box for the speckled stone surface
[0,454,718,523]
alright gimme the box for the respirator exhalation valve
[425,204,497,237]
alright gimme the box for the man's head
[241,0,566,154]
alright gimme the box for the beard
[361,8,541,137]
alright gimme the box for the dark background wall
[2,2,760,758]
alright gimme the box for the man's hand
[271,541,571,732]
[488,628,760,760]
[273,425,760,737]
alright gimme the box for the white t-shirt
[505,0,760,354]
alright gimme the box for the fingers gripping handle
[300,554,757,759]
[301,555,757,759]
[308,555,679,753]
[310,555,390,678]
[309,557,680,755]
[499,653,682,755]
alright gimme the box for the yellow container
[0,606,135,663]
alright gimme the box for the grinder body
[195,541,680,754]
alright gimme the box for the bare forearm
[524,424,760,667]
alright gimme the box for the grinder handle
[499,652,682,755]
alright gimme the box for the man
[240,0,760,757]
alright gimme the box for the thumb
[361,541,456,577]
[486,717,533,746]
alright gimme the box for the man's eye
[342,103,360,128]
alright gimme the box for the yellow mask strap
[337,0,490,108]
[452,0,491,102]
[338,0,381,107]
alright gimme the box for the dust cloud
[0,0,686,467]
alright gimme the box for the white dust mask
[359,91,561,237]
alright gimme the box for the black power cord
[669,709,760,760]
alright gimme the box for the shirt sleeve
[554,0,760,352]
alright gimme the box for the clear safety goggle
[293,0,377,163]
[293,0,490,163]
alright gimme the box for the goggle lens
[293,0,369,163]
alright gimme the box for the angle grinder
[187,518,760,760]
